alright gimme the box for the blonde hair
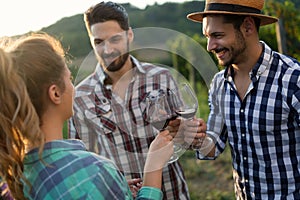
[0,33,67,199]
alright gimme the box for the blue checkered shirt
[22,140,162,200]
[200,42,300,199]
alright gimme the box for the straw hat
[187,0,278,26]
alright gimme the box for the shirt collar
[24,140,86,164]
[224,41,273,80]
[250,41,273,79]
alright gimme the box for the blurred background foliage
[13,0,300,199]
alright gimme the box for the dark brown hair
[84,1,129,36]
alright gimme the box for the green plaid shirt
[22,140,162,200]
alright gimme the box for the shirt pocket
[129,93,149,129]
[84,105,116,135]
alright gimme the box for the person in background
[0,33,173,200]
[68,1,191,199]
[186,0,300,199]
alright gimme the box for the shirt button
[245,179,248,183]
[242,134,245,137]
[240,109,244,113]
[244,157,247,160]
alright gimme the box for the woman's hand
[127,178,142,198]
[144,130,173,172]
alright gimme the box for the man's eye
[109,36,122,44]
[94,39,103,46]
[213,34,224,39]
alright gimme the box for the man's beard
[103,52,130,72]
[216,30,246,67]
[100,37,131,72]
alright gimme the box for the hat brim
[187,11,278,26]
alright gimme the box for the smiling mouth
[106,56,116,61]
[215,49,226,59]
[104,56,118,65]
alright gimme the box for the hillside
[38,0,300,62]
[41,1,205,59]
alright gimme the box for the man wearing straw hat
[187,0,300,199]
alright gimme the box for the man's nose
[103,41,114,54]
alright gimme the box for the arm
[85,131,172,200]
[198,73,227,159]
[124,130,174,200]
[169,73,227,160]
[142,130,173,188]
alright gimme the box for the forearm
[142,169,163,189]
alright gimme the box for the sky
[0,0,195,38]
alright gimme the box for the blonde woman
[0,33,173,200]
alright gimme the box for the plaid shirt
[69,56,190,200]
[202,42,300,199]
[22,140,162,200]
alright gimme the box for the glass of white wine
[169,83,214,154]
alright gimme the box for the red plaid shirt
[69,56,190,199]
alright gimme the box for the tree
[264,0,300,59]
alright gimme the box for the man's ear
[242,17,255,35]
[128,27,134,43]
[48,84,62,105]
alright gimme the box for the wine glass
[169,83,198,120]
[169,83,213,152]
[146,91,174,130]
[146,90,179,163]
